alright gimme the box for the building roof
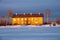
[12,13,44,18]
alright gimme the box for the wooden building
[12,13,44,25]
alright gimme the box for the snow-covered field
[0,25,60,28]
[0,25,60,40]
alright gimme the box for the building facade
[12,13,44,25]
[0,19,9,25]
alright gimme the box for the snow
[0,25,60,40]
[0,24,60,28]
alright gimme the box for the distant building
[56,18,60,24]
[12,13,44,25]
[0,19,9,25]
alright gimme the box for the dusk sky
[0,0,60,21]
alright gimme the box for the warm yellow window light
[21,18,24,20]
[12,16,43,25]
[25,18,27,20]
[31,18,34,20]
[17,18,20,20]
[35,21,38,24]
[13,18,16,21]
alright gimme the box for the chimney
[38,12,40,15]
[23,13,25,15]
[30,13,32,15]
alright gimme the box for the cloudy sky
[0,0,60,21]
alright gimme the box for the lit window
[25,18,27,20]
[21,18,24,20]
[13,18,16,21]
[35,22,38,24]
[31,18,33,20]
[17,18,20,20]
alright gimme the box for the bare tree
[46,9,50,24]
[1,16,5,25]
[7,10,12,25]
